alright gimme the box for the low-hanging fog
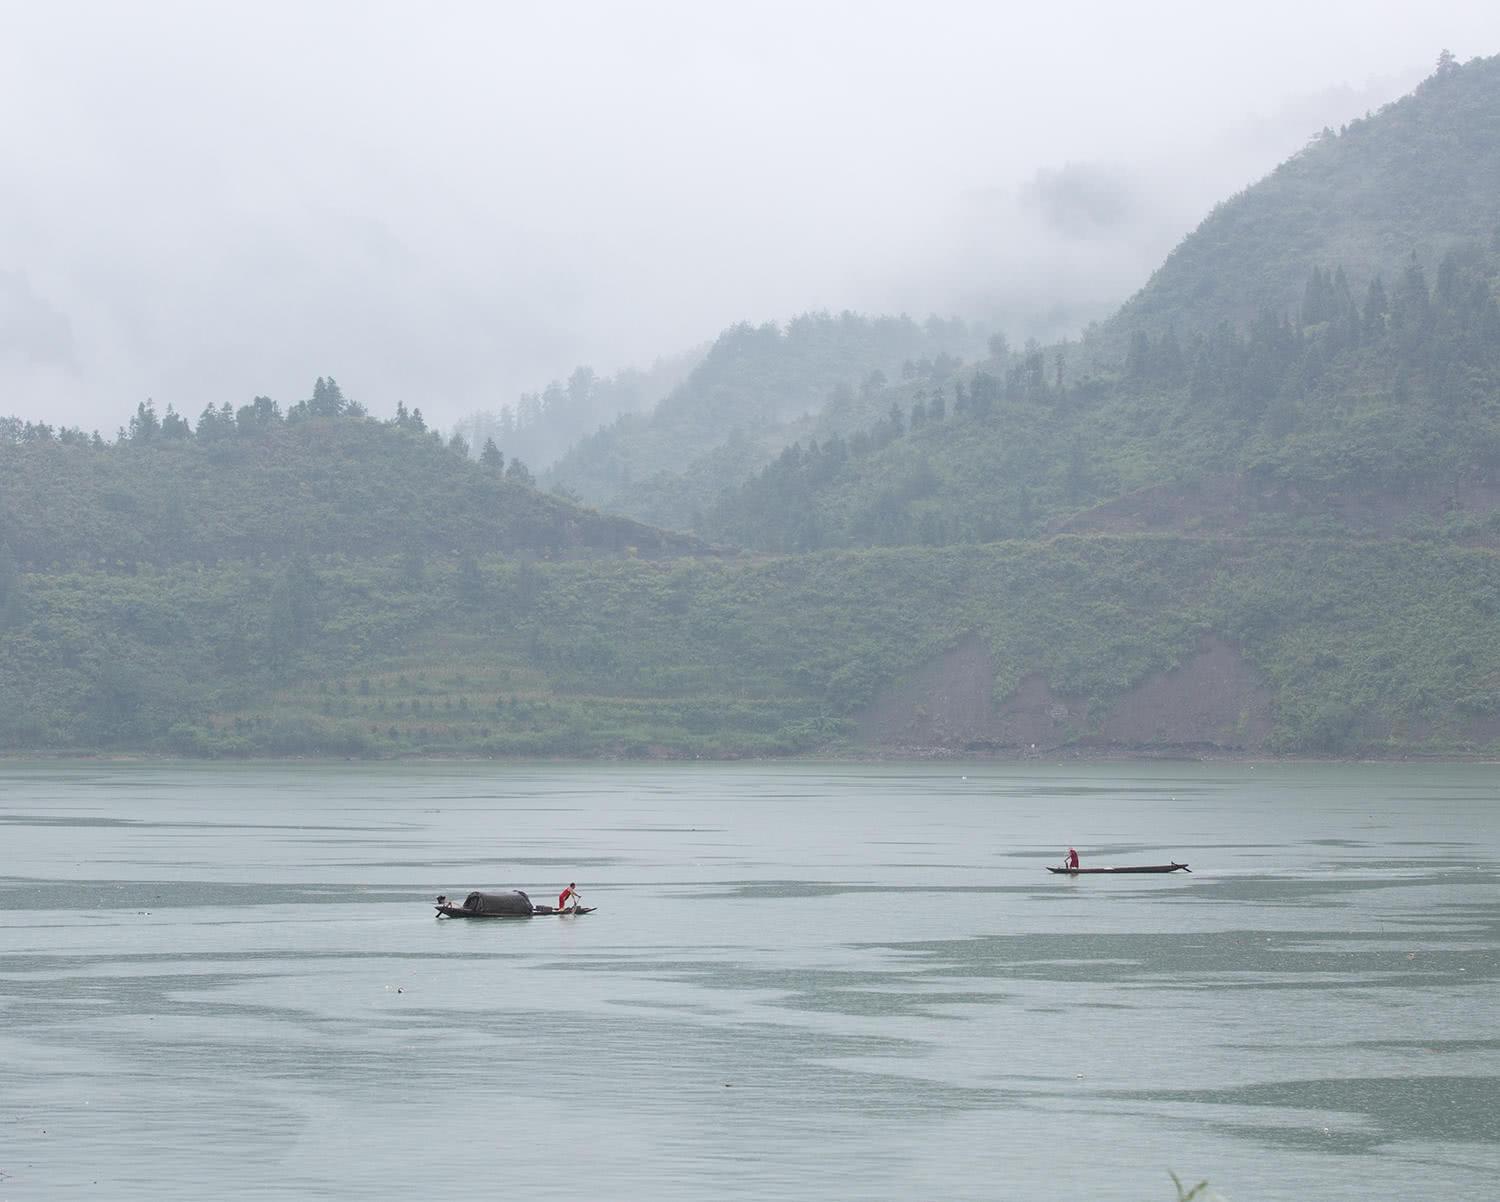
[3,1,1498,436]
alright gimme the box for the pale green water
[0,760,1496,1201]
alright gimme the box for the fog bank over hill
[2,1,1496,435]
[911,73,1431,341]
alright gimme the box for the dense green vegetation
[4,536,1498,757]
[0,388,700,566]
[567,53,1500,547]
[1111,51,1500,343]
[704,243,1500,549]
[4,55,1500,761]
[546,312,987,529]
[452,346,703,475]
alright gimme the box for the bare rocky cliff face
[857,634,1273,755]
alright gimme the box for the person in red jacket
[558,882,581,912]
[1065,848,1080,869]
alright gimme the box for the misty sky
[4,1,1499,433]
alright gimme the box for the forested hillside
[1110,50,1500,342]
[1,389,701,566]
[705,242,1500,549]
[4,56,1500,763]
[566,53,1500,546]
[4,538,1497,757]
[545,312,986,529]
[451,346,704,476]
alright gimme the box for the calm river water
[1,760,1496,1201]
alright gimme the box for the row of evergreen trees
[1,377,536,484]
[1126,248,1500,417]
[706,245,1500,552]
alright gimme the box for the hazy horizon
[4,1,1499,434]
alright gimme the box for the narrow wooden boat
[1047,862,1190,874]
[435,890,596,918]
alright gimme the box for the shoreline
[3,746,1498,766]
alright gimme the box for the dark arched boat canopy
[463,890,534,916]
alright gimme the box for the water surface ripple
[0,760,1496,1200]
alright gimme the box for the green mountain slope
[4,538,1497,757]
[1111,51,1500,342]
[453,346,704,475]
[705,56,1500,553]
[6,59,1500,763]
[546,312,984,528]
[1,412,701,567]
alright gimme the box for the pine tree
[1024,340,1046,392]
[159,404,191,439]
[1300,267,1332,326]
[310,377,347,418]
[1390,256,1432,360]
[196,404,227,441]
[129,400,160,443]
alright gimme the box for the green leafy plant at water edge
[1169,1171,1212,1202]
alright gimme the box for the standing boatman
[1065,847,1080,869]
[558,881,581,912]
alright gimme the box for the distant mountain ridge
[1110,51,1500,342]
[693,53,1500,553]
[545,311,986,528]
[0,413,702,567]
[5,56,1500,762]
[537,55,1500,543]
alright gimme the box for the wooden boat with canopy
[434,889,596,917]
